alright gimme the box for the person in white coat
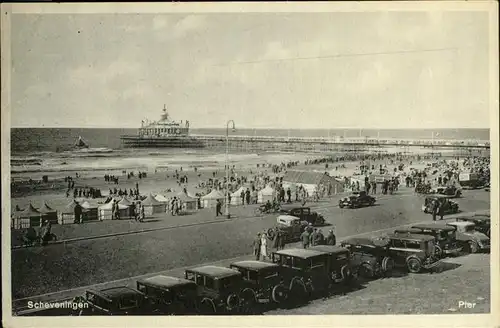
[260,232,268,260]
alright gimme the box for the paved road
[11,188,489,302]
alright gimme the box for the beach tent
[38,201,58,225]
[257,185,276,204]
[98,201,129,220]
[176,191,198,211]
[283,170,344,195]
[118,197,137,219]
[201,189,225,208]
[12,203,42,229]
[154,194,169,203]
[58,200,81,225]
[141,194,166,215]
[81,200,99,221]
[230,186,247,205]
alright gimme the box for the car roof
[186,265,241,278]
[341,237,390,247]
[89,286,141,300]
[230,261,279,271]
[137,275,196,288]
[309,245,350,255]
[280,205,308,211]
[426,194,450,199]
[386,233,435,242]
[277,215,300,222]
[411,223,456,231]
[274,248,326,259]
[394,228,422,234]
[447,221,474,227]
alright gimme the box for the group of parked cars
[24,211,486,317]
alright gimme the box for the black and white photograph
[1,2,498,327]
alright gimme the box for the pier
[120,133,489,155]
[190,134,490,154]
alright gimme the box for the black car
[184,265,244,314]
[136,275,199,314]
[78,286,147,315]
[229,260,288,311]
[279,205,326,226]
[339,191,376,209]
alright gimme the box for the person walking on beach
[253,233,262,260]
[245,189,251,205]
[215,199,223,217]
[286,188,292,203]
[240,190,245,205]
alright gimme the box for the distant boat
[75,136,89,149]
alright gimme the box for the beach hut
[59,200,80,225]
[141,194,166,216]
[176,191,198,212]
[38,202,58,225]
[13,203,42,229]
[201,189,225,208]
[118,197,136,219]
[98,201,129,221]
[81,200,99,221]
[230,186,247,205]
[257,185,275,204]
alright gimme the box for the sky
[9,10,492,129]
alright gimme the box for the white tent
[201,189,225,208]
[257,185,275,204]
[141,194,167,215]
[154,194,169,203]
[230,186,246,205]
[98,201,129,220]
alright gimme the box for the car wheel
[339,203,344,208]
[434,245,443,258]
[200,298,217,314]
[340,265,352,283]
[289,279,308,305]
[406,257,422,273]
[271,284,288,304]
[381,257,395,277]
[226,294,240,312]
[467,240,479,254]
[240,288,257,313]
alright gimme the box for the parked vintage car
[421,195,459,215]
[229,260,288,309]
[271,248,334,304]
[184,265,244,314]
[382,234,441,273]
[309,245,355,284]
[446,221,490,253]
[433,185,462,198]
[338,191,376,209]
[267,215,308,243]
[398,223,462,258]
[136,275,199,314]
[279,205,326,226]
[78,286,147,315]
[340,237,394,279]
[456,215,491,237]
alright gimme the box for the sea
[10,128,489,181]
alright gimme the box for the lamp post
[225,120,236,219]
